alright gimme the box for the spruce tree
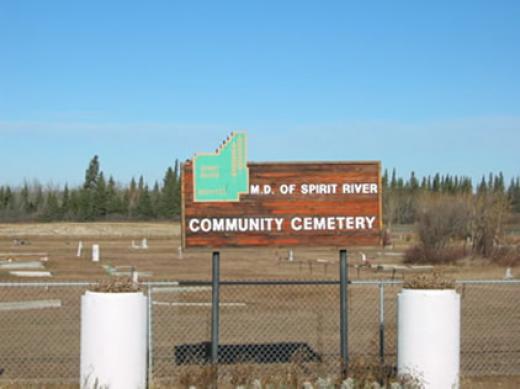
[136,185,154,219]
[477,175,487,194]
[61,184,70,219]
[127,177,138,217]
[3,186,14,210]
[432,173,441,192]
[382,169,389,190]
[80,156,101,220]
[106,176,123,215]
[151,181,162,217]
[390,168,397,190]
[95,172,108,217]
[161,167,177,218]
[20,182,32,214]
[43,191,60,221]
[34,185,44,214]
[409,171,419,192]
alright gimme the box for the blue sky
[1,1,519,187]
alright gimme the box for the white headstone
[77,241,83,257]
[141,238,148,249]
[132,269,139,285]
[361,252,367,264]
[288,249,294,262]
[92,244,100,262]
[504,267,513,280]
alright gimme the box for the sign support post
[340,249,349,374]
[211,251,220,365]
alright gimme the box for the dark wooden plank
[182,161,383,248]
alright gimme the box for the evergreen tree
[80,156,101,220]
[20,182,32,214]
[127,177,138,217]
[390,168,397,190]
[83,156,100,191]
[138,175,145,193]
[477,175,488,194]
[151,181,162,217]
[43,191,60,221]
[2,186,14,210]
[420,177,428,191]
[173,159,181,215]
[509,177,520,213]
[432,173,441,192]
[161,166,177,218]
[493,172,505,193]
[34,185,44,214]
[68,189,81,218]
[136,185,154,218]
[95,172,108,217]
[106,176,123,215]
[382,169,389,190]
[61,184,70,219]
[409,171,419,192]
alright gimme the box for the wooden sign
[182,134,382,248]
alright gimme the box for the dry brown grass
[0,222,517,282]
[89,277,141,293]
[0,222,519,386]
[403,272,456,289]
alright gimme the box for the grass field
[0,222,517,282]
[0,222,519,387]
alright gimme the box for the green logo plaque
[193,132,249,202]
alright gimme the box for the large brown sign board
[182,161,382,248]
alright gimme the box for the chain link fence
[0,280,519,385]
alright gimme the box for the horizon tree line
[0,159,518,223]
[382,168,520,226]
[0,156,181,222]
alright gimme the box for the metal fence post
[340,249,349,372]
[379,282,385,364]
[147,285,153,388]
[211,251,220,365]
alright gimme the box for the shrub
[404,244,466,264]
[491,246,520,266]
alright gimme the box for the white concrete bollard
[77,241,83,257]
[288,249,294,262]
[91,244,100,262]
[504,267,513,279]
[178,246,183,259]
[80,291,147,389]
[398,289,460,388]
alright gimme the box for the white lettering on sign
[248,182,378,196]
[188,216,376,233]
[249,184,272,194]
[189,217,285,233]
[342,183,378,194]
[291,216,376,231]
[301,183,337,194]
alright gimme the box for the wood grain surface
[182,161,382,248]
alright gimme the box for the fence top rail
[0,282,96,287]
[0,279,519,288]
